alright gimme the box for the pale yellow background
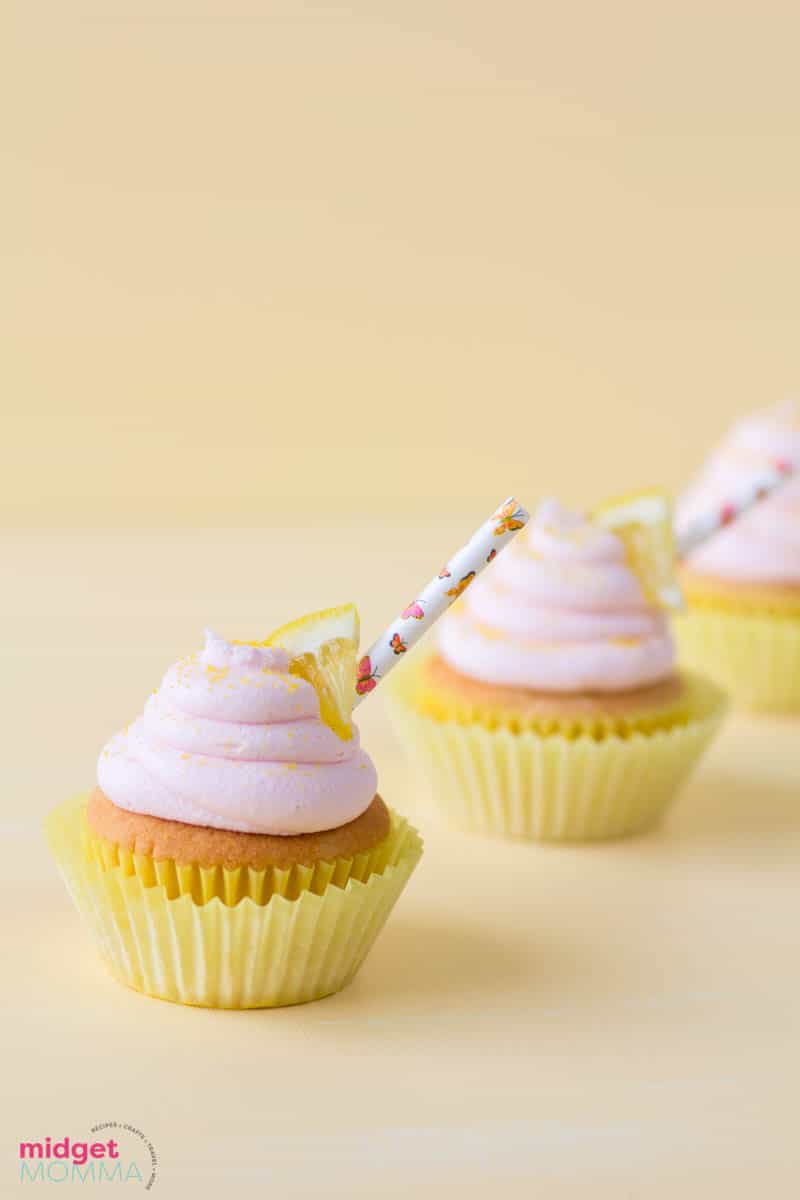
[3,3,800,1197]
[5,0,800,524]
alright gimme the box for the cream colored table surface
[3,523,798,1199]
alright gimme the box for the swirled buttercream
[676,400,800,584]
[437,499,674,692]
[97,631,377,834]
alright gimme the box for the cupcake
[46,609,422,1008]
[675,401,800,711]
[390,499,726,841]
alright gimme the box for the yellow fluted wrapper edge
[83,815,404,906]
[410,664,720,739]
[388,678,726,842]
[674,608,800,712]
[45,797,423,1008]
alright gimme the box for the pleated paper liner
[83,811,403,907]
[674,607,800,713]
[45,796,423,1008]
[388,666,727,841]
[679,570,800,617]
[407,654,723,740]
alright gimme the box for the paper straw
[353,497,530,704]
[676,458,795,558]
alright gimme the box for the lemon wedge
[264,604,360,741]
[592,490,683,610]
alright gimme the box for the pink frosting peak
[676,399,800,584]
[437,499,674,693]
[97,631,377,835]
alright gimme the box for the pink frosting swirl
[677,400,800,584]
[437,499,674,693]
[97,631,377,835]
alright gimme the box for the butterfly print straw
[676,458,795,558]
[353,496,530,705]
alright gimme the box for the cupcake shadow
[673,765,800,844]
[357,912,544,1008]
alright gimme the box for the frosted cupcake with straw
[390,496,727,841]
[675,400,800,711]
[45,498,528,1009]
[46,608,422,1008]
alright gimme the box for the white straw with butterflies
[353,497,530,703]
[676,457,795,558]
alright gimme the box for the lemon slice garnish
[264,604,359,741]
[592,490,682,610]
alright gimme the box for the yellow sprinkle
[474,622,510,642]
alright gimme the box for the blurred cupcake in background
[46,609,422,1009]
[675,400,800,711]
[390,498,726,841]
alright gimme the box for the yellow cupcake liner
[680,573,800,617]
[388,682,726,842]
[83,817,403,907]
[412,662,717,740]
[45,796,422,1008]
[674,607,800,712]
